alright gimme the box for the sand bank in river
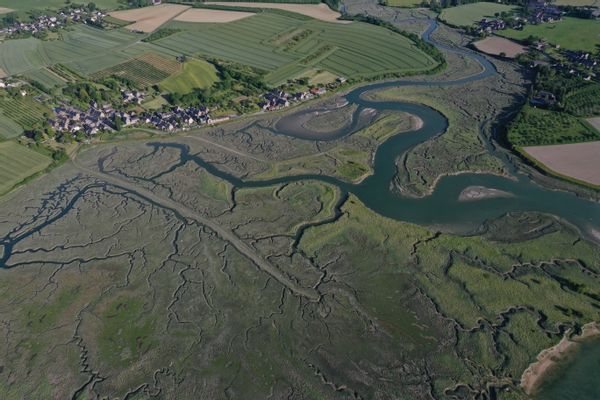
[520,322,600,395]
[458,185,513,202]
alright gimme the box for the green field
[498,17,600,52]
[0,25,176,78]
[0,114,23,139]
[0,141,51,194]
[439,2,518,27]
[508,106,600,146]
[0,95,51,131]
[153,13,438,85]
[159,59,219,94]
[22,67,67,89]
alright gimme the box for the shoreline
[520,322,600,396]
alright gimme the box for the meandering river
[152,20,599,235]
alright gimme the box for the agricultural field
[159,59,219,94]
[498,17,600,52]
[109,4,190,33]
[0,95,51,131]
[0,113,23,138]
[439,2,518,27]
[508,106,600,146]
[524,141,600,186]
[153,12,438,85]
[206,2,345,23]
[92,53,181,87]
[0,141,51,195]
[22,67,67,89]
[0,25,144,76]
[174,8,255,23]
[473,36,527,58]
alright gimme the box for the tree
[114,115,123,131]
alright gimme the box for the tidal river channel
[122,19,600,396]
[151,20,600,235]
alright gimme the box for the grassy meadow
[498,17,600,52]
[0,141,51,194]
[153,12,438,85]
[439,2,518,27]
[159,59,219,94]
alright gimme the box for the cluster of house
[259,77,347,112]
[531,48,599,81]
[0,8,105,36]
[476,18,507,35]
[527,0,563,23]
[259,88,324,111]
[121,90,145,105]
[474,0,566,36]
[564,51,598,70]
[49,100,216,136]
[530,90,556,108]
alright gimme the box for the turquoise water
[535,339,600,400]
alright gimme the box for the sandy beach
[520,322,600,395]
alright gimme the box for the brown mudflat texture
[473,36,527,58]
[525,141,600,185]
[174,8,255,23]
[206,2,347,23]
[110,4,190,32]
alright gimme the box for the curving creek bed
[152,20,600,236]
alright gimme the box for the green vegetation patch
[159,59,218,94]
[24,286,81,333]
[508,106,600,146]
[0,141,51,194]
[98,296,156,367]
[439,2,517,27]
[498,17,600,52]
[564,83,600,117]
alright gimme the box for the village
[475,0,566,35]
[0,6,106,37]
[46,80,339,138]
